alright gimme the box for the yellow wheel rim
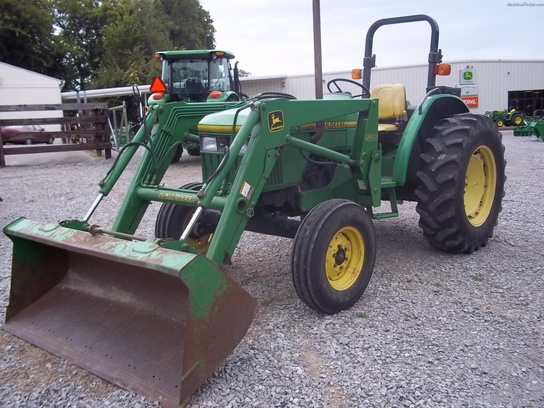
[513,116,522,125]
[325,226,365,291]
[497,120,503,127]
[464,145,497,227]
[183,212,213,253]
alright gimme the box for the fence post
[0,135,5,167]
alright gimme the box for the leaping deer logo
[271,114,282,126]
[268,111,284,132]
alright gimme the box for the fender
[393,93,469,186]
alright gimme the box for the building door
[508,89,544,116]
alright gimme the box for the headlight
[201,136,218,153]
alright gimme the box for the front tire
[170,145,183,163]
[415,114,506,253]
[291,199,376,314]
[186,147,201,156]
[155,182,219,253]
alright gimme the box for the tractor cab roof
[154,50,236,61]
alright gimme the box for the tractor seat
[186,78,205,93]
[371,84,407,134]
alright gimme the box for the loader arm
[107,101,245,234]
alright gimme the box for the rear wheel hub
[464,145,497,227]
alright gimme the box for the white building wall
[243,60,544,115]
[376,60,544,114]
[239,76,287,97]
[0,62,63,123]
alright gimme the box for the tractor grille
[266,161,283,187]
[201,152,284,191]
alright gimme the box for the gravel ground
[0,130,543,408]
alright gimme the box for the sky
[198,0,544,77]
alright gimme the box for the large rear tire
[155,182,219,253]
[291,199,376,314]
[415,114,506,253]
[510,113,523,126]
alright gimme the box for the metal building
[240,60,544,116]
[0,62,63,124]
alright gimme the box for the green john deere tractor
[3,14,505,408]
[485,109,524,127]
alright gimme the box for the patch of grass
[356,312,370,319]
[471,274,485,282]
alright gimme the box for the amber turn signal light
[435,63,451,76]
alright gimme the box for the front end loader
[3,14,505,407]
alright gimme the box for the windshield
[166,57,231,94]
[209,57,231,92]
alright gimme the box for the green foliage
[0,0,60,77]
[93,0,168,88]
[90,0,216,89]
[160,0,215,49]
[1,0,216,91]
[53,0,110,90]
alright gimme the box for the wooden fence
[0,103,111,167]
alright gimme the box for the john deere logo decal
[268,111,284,132]
[463,71,473,81]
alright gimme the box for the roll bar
[362,14,442,91]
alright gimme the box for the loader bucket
[3,218,257,407]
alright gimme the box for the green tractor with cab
[3,14,505,408]
[152,49,247,161]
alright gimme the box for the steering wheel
[327,78,370,98]
[253,92,297,100]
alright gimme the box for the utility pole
[313,0,323,99]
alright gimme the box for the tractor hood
[197,107,253,136]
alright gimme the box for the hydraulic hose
[98,109,158,196]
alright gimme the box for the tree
[53,0,107,91]
[92,0,171,88]
[0,0,61,77]
[92,0,216,89]
[0,0,217,91]
[160,0,215,49]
